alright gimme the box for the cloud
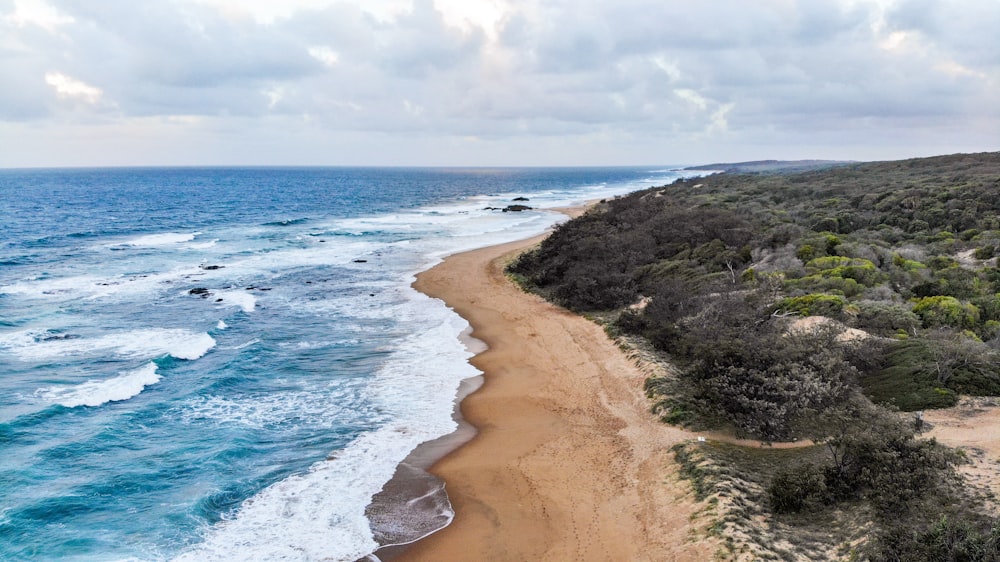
[4,0,74,32]
[0,0,997,166]
[308,46,339,67]
[45,71,102,103]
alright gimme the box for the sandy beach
[392,230,720,561]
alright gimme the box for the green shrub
[862,340,958,410]
[776,294,847,317]
[806,256,857,270]
[892,254,928,271]
[786,275,865,297]
[861,334,1000,409]
[854,301,921,336]
[926,255,959,270]
[805,256,886,287]
[796,244,816,262]
[912,296,979,329]
[796,233,842,262]
[974,245,996,260]
[960,228,981,241]
[982,320,1000,340]
[768,463,829,513]
[868,516,1000,561]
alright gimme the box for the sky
[0,0,998,167]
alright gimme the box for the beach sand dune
[400,234,719,561]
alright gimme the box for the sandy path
[925,398,1000,510]
[397,234,720,561]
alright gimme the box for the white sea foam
[217,320,228,330]
[0,268,200,302]
[213,290,257,313]
[39,362,161,408]
[124,232,202,247]
[229,338,260,350]
[216,239,376,275]
[187,239,219,249]
[179,384,377,431]
[286,294,399,320]
[174,292,479,562]
[0,274,106,298]
[278,339,361,350]
[0,329,215,362]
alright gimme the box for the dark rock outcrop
[502,205,533,212]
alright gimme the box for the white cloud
[308,46,339,67]
[934,60,986,79]
[433,0,507,38]
[708,103,734,135]
[674,89,708,111]
[879,30,911,51]
[263,86,284,109]
[4,0,73,32]
[650,55,682,82]
[44,71,102,104]
[183,0,414,24]
[402,99,424,116]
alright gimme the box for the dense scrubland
[509,152,1000,559]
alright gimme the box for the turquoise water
[0,167,689,561]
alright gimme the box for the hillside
[509,152,1000,559]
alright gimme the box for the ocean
[0,166,690,561]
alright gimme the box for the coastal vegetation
[509,152,1000,559]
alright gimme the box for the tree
[925,329,996,386]
[684,311,856,441]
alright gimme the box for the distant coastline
[684,158,852,174]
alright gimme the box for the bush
[768,463,829,513]
[862,340,958,410]
[805,256,859,270]
[974,245,996,260]
[860,333,1000,408]
[685,320,856,441]
[892,253,928,271]
[912,296,979,329]
[820,405,960,517]
[854,301,921,336]
[776,294,847,317]
[924,329,1000,394]
[805,256,886,287]
[796,244,816,262]
[974,294,1000,323]
[867,516,1000,561]
[786,274,865,297]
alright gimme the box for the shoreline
[364,208,591,561]
[364,369,484,561]
[366,210,720,559]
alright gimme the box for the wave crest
[38,363,161,408]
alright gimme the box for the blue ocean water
[0,166,689,561]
